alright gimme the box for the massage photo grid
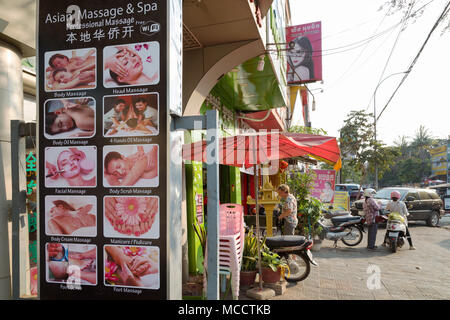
[42,41,162,291]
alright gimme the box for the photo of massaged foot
[45,196,97,237]
[103,93,159,137]
[45,146,97,188]
[44,97,96,139]
[46,243,97,286]
[44,48,96,92]
[103,41,159,88]
[104,245,159,289]
[103,196,159,239]
[103,144,158,188]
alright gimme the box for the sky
[289,0,450,146]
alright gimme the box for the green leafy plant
[297,197,324,239]
[286,170,317,209]
[260,248,290,277]
[241,226,260,271]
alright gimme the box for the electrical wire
[376,0,450,121]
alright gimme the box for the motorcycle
[383,212,407,253]
[261,204,318,282]
[317,209,366,248]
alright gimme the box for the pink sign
[286,21,322,84]
[311,169,336,203]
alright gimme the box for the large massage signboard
[38,0,179,299]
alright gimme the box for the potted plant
[240,226,259,287]
[260,247,290,284]
[297,197,324,250]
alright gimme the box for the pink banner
[286,21,322,84]
[311,169,336,203]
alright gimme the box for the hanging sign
[37,0,177,300]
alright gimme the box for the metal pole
[206,109,220,300]
[254,164,263,290]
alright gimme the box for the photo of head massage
[45,48,96,92]
[44,97,95,139]
[45,146,96,188]
[104,196,159,239]
[103,144,158,188]
[104,245,159,289]
[45,196,97,237]
[103,93,158,137]
[46,243,97,286]
[103,41,159,88]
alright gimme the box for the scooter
[261,204,318,282]
[383,212,407,253]
[317,209,366,248]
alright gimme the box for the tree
[339,110,398,186]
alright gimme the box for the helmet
[363,188,376,197]
[390,190,401,200]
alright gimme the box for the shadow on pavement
[314,245,392,258]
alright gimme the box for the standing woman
[362,188,380,250]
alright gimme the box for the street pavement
[241,215,450,300]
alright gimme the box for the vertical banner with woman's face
[37,0,173,299]
[311,169,336,205]
[286,21,322,84]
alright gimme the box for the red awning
[182,131,342,170]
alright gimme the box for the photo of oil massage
[104,196,159,239]
[45,196,97,237]
[103,42,159,88]
[45,48,96,92]
[103,93,158,137]
[104,245,159,289]
[103,144,158,188]
[45,146,96,188]
[46,243,97,286]
[44,97,95,139]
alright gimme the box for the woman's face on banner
[50,113,75,134]
[115,49,143,82]
[290,41,306,66]
[57,150,81,178]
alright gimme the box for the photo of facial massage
[45,196,97,237]
[103,144,158,188]
[103,93,158,137]
[46,243,97,286]
[104,245,159,289]
[104,196,159,239]
[103,42,159,88]
[45,48,96,92]
[45,146,96,188]
[44,97,95,139]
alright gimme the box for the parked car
[351,187,445,227]
[335,183,362,204]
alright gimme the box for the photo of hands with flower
[104,196,159,239]
[104,245,159,289]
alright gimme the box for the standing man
[277,184,298,235]
[362,188,380,250]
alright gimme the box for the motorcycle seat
[265,235,306,248]
[331,215,361,226]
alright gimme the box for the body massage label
[38,0,169,300]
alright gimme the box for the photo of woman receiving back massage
[44,97,95,139]
[45,196,97,237]
[103,145,158,188]
[45,48,96,91]
[103,93,158,137]
[45,146,96,188]
[103,42,159,88]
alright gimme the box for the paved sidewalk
[241,216,450,300]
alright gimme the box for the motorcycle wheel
[390,240,397,253]
[284,253,310,283]
[341,226,363,246]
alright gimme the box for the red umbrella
[182,132,310,167]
